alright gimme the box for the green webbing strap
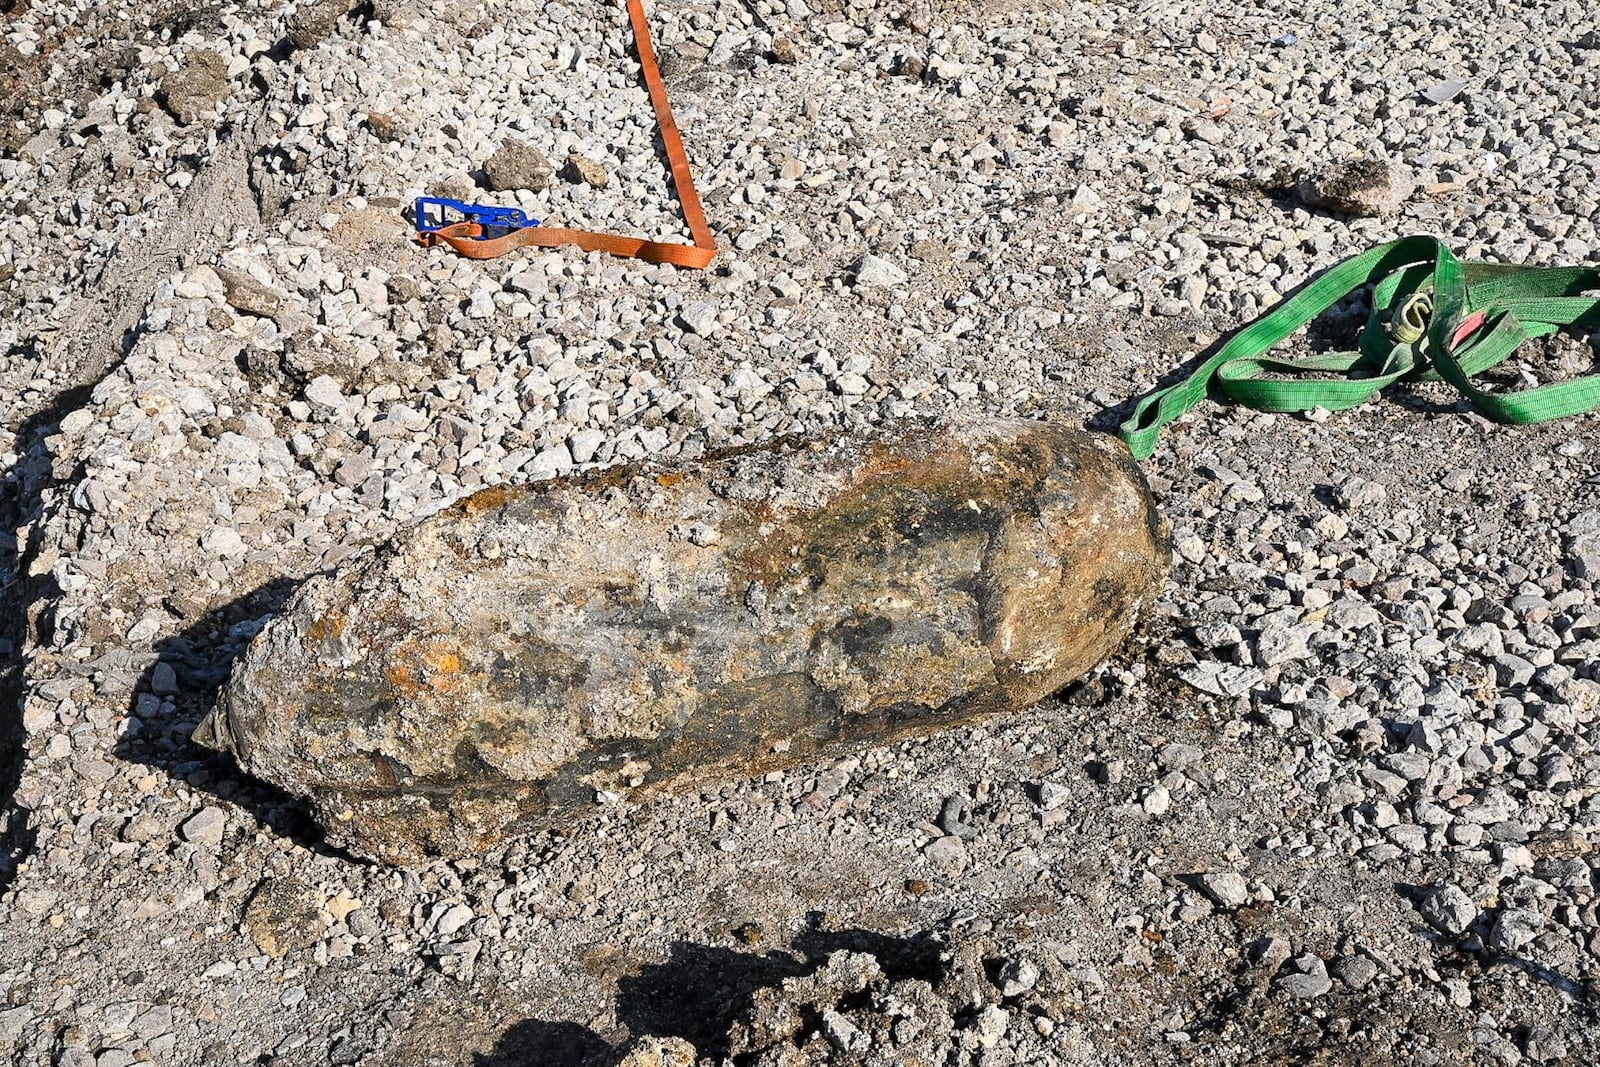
[1118,235,1600,459]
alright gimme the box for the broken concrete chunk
[243,877,329,958]
[215,267,288,321]
[612,1036,697,1067]
[854,253,909,288]
[1295,160,1414,217]
[197,418,1169,863]
[484,139,554,192]
[286,0,354,51]
[561,151,610,188]
[161,50,231,126]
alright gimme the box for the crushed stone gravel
[2,0,1600,1063]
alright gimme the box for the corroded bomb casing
[197,418,1169,863]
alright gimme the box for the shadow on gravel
[791,924,948,980]
[118,577,358,862]
[614,940,812,1056]
[0,381,103,892]
[610,927,945,1059]
[472,1021,612,1067]
[477,928,950,1064]
[1398,883,1596,1005]
[0,543,39,895]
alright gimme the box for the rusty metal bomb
[196,419,1170,863]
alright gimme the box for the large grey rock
[1488,908,1544,953]
[197,419,1168,863]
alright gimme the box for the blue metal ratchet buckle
[414,197,540,240]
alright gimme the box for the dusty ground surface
[2,0,1599,1064]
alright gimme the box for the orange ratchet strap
[417,0,716,268]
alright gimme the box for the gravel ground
[3,0,1600,1063]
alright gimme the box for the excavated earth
[3,0,1600,1065]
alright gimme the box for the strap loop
[417,0,716,269]
[1119,237,1600,459]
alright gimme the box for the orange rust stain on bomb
[861,454,914,478]
[655,472,686,488]
[386,642,470,700]
[306,611,346,644]
[425,647,462,674]
[460,485,517,516]
[385,663,424,700]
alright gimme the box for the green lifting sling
[1119,235,1600,460]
